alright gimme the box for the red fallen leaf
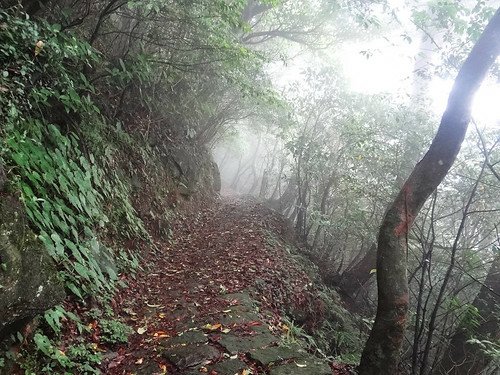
[106,354,125,369]
[153,331,170,338]
[247,321,261,327]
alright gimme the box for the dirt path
[102,198,335,375]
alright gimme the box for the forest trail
[102,198,346,375]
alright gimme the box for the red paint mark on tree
[394,184,414,237]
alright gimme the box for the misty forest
[1,0,500,374]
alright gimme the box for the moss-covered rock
[163,144,221,198]
[0,195,65,341]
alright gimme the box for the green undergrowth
[0,7,147,295]
[0,9,171,373]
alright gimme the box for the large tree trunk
[358,8,500,374]
[437,253,500,374]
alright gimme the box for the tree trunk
[266,176,297,213]
[259,170,269,199]
[0,162,6,192]
[336,243,377,298]
[438,253,500,375]
[358,8,500,374]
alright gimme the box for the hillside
[1,1,500,374]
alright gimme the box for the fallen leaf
[137,326,147,335]
[153,331,170,338]
[203,323,222,331]
[221,328,231,334]
[135,358,144,365]
[159,363,168,373]
[123,308,137,316]
[34,40,44,56]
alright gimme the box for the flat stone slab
[249,345,307,365]
[210,358,248,374]
[223,292,255,308]
[162,343,219,369]
[218,333,277,354]
[166,330,207,346]
[134,362,161,375]
[269,358,332,375]
[219,309,260,325]
[250,324,271,335]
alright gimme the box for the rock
[269,357,332,375]
[219,292,261,325]
[165,330,207,347]
[166,146,198,195]
[133,361,160,375]
[162,343,219,369]
[210,358,248,374]
[217,333,277,354]
[0,196,65,341]
[219,308,260,326]
[250,324,271,335]
[249,345,307,366]
[222,292,255,308]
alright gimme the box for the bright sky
[429,78,500,127]
[340,32,500,129]
[340,40,415,95]
[342,46,500,128]
[338,0,500,129]
[269,0,500,130]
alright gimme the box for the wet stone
[134,362,161,375]
[219,309,260,325]
[162,343,220,369]
[223,292,255,308]
[210,358,248,374]
[218,333,277,354]
[249,345,307,366]
[166,330,207,346]
[269,357,331,375]
[250,324,271,335]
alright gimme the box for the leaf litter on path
[103,198,336,374]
